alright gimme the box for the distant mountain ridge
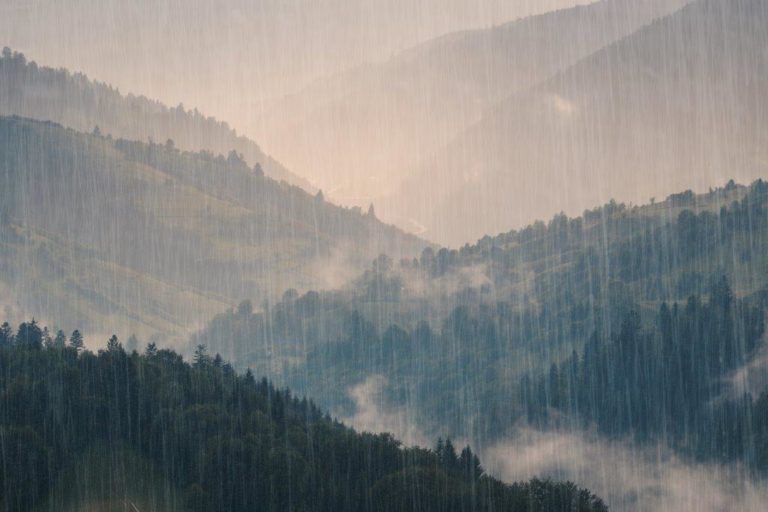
[392,0,768,245]
[259,0,689,208]
[0,47,315,192]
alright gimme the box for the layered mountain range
[390,0,768,245]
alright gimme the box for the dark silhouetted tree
[69,330,84,351]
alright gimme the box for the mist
[341,375,433,448]
[342,378,768,512]
[0,0,587,139]
[486,429,768,512]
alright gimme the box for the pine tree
[144,342,158,357]
[53,330,67,349]
[69,330,84,351]
[459,446,484,480]
[0,322,14,347]
[548,363,561,408]
[42,327,53,348]
[17,320,43,348]
[106,334,122,352]
[435,437,445,463]
[193,344,210,367]
[440,438,458,471]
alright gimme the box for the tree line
[191,180,768,446]
[0,322,607,512]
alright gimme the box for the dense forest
[0,47,312,191]
[192,180,768,467]
[521,279,768,468]
[0,324,607,512]
[0,115,426,340]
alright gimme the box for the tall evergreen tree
[106,334,121,352]
[0,322,13,347]
[16,320,43,348]
[53,330,67,349]
[42,327,53,348]
[69,329,84,351]
[193,344,210,367]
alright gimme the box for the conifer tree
[106,334,121,352]
[0,322,14,347]
[69,329,84,351]
[53,330,67,348]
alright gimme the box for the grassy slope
[0,116,427,344]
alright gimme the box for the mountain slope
[259,0,689,207]
[394,0,768,245]
[0,116,426,342]
[191,180,768,507]
[0,48,315,192]
[0,336,608,512]
[195,180,768,445]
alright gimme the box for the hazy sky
[0,0,587,137]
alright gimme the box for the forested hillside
[0,48,313,191]
[522,282,768,466]
[0,116,426,342]
[0,327,608,512]
[194,180,768,468]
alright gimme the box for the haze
[1,0,586,130]
[2,2,768,511]
[6,0,733,248]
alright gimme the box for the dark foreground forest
[0,324,607,512]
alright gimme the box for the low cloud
[339,375,768,511]
[484,428,768,512]
[340,375,431,448]
[726,343,768,399]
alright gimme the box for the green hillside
[0,116,427,343]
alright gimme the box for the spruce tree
[193,344,210,367]
[17,320,43,348]
[69,330,84,351]
[106,334,121,352]
[0,322,13,347]
[53,330,67,349]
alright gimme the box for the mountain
[257,0,689,208]
[0,48,315,192]
[0,0,588,114]
[393,0,768,246]
[193,180,768,468]
[0,116,427,343]
[0,330,608,512]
